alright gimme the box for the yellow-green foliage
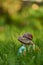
[0,1,43,65]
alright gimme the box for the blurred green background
[0,0,43,65]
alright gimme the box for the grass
[0,39,43,65]
[0,6,43,65]
[0,22,43,65]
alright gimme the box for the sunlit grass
[0,3,43,65]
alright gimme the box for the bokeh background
[0,0,43,65]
